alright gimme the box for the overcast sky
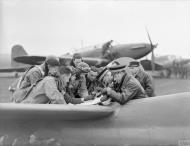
[1,0,190,58]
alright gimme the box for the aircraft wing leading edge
[14,55,109,66]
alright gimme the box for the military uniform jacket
[67,74,88,98]
[21,76,66,104]
[19,65,44,89]
[108,74,146,105]
[135,70,155,97]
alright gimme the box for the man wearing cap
[129,61,155,97]
[70,53,83,68]
[19,55,59,89]
[85,69,98,95]
[84,67,113,102]
[67,62,92,100]
[11,55,60,103]
[96,67,113,89]
[20,58,66,104]
[56,66,83,104]
[101,65,146,105]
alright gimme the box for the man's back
[21,76,66,104]
[19,66,43,89]
[135,70,155,97]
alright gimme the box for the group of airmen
[9,53,155,105]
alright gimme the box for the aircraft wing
[0,67,26,72]
[14,55,46,65]
[0,103,114,120]
[14,55,109,66]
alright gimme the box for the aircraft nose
[146,44,152,53]
[146,43,158,53]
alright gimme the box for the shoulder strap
[116,73,130,92]
[18,65,35,88]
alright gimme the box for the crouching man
[20,56,66,104]
[101,65,146,105]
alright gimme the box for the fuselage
[80,43,152,59]
[0,92,190,145]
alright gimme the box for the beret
[109,65,126,72]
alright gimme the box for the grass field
[0,77,190,103]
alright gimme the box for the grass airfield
[0,76,190,103]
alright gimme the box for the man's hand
[101,88,107,95]
[102,87,112,95]
[95,87,103,92]
[100,95,109,102]
[84,95,95,101]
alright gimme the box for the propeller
[145,28,158,72]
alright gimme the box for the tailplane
[11,45,28,67]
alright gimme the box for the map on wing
[80,97,102,105]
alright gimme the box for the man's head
[46,55,60,66]
[59,66,72,84]
[128,61,140,76]
[45,55,60,77]
[72,53,82,66]
[102,70,112,84]
[87,70,98,81]
[76,62,90,74]
[96,68,113,84]
[109,65,126,84]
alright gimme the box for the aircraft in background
[13,32,157,66]
[0,45,29,77]
[0,40,156,77]
[0,30,158,74]
[155,55,190,68]
[154,55,190,78]
[0,92,189,145]
[78,41,154,60]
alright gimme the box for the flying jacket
[135,69,155,97]
[106,74,146,105]
[21,76,66,104]
[19,65,44,89]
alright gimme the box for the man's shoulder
[43,76,55,81]
[27,66,41,75]
[38,76,55,85]
[122,75,140,88]
[122,74,132,84]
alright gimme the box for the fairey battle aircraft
[0,92,190,145]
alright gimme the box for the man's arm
[106,81,139,105]
[144,73,155,97]
[64,93,83,104]
[44,77,66,104]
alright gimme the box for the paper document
[80,97,102,105]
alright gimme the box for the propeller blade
[151,49,155,71]
[145,27,153,48]
[145,27,158,72]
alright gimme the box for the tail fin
[11,45,28,67]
